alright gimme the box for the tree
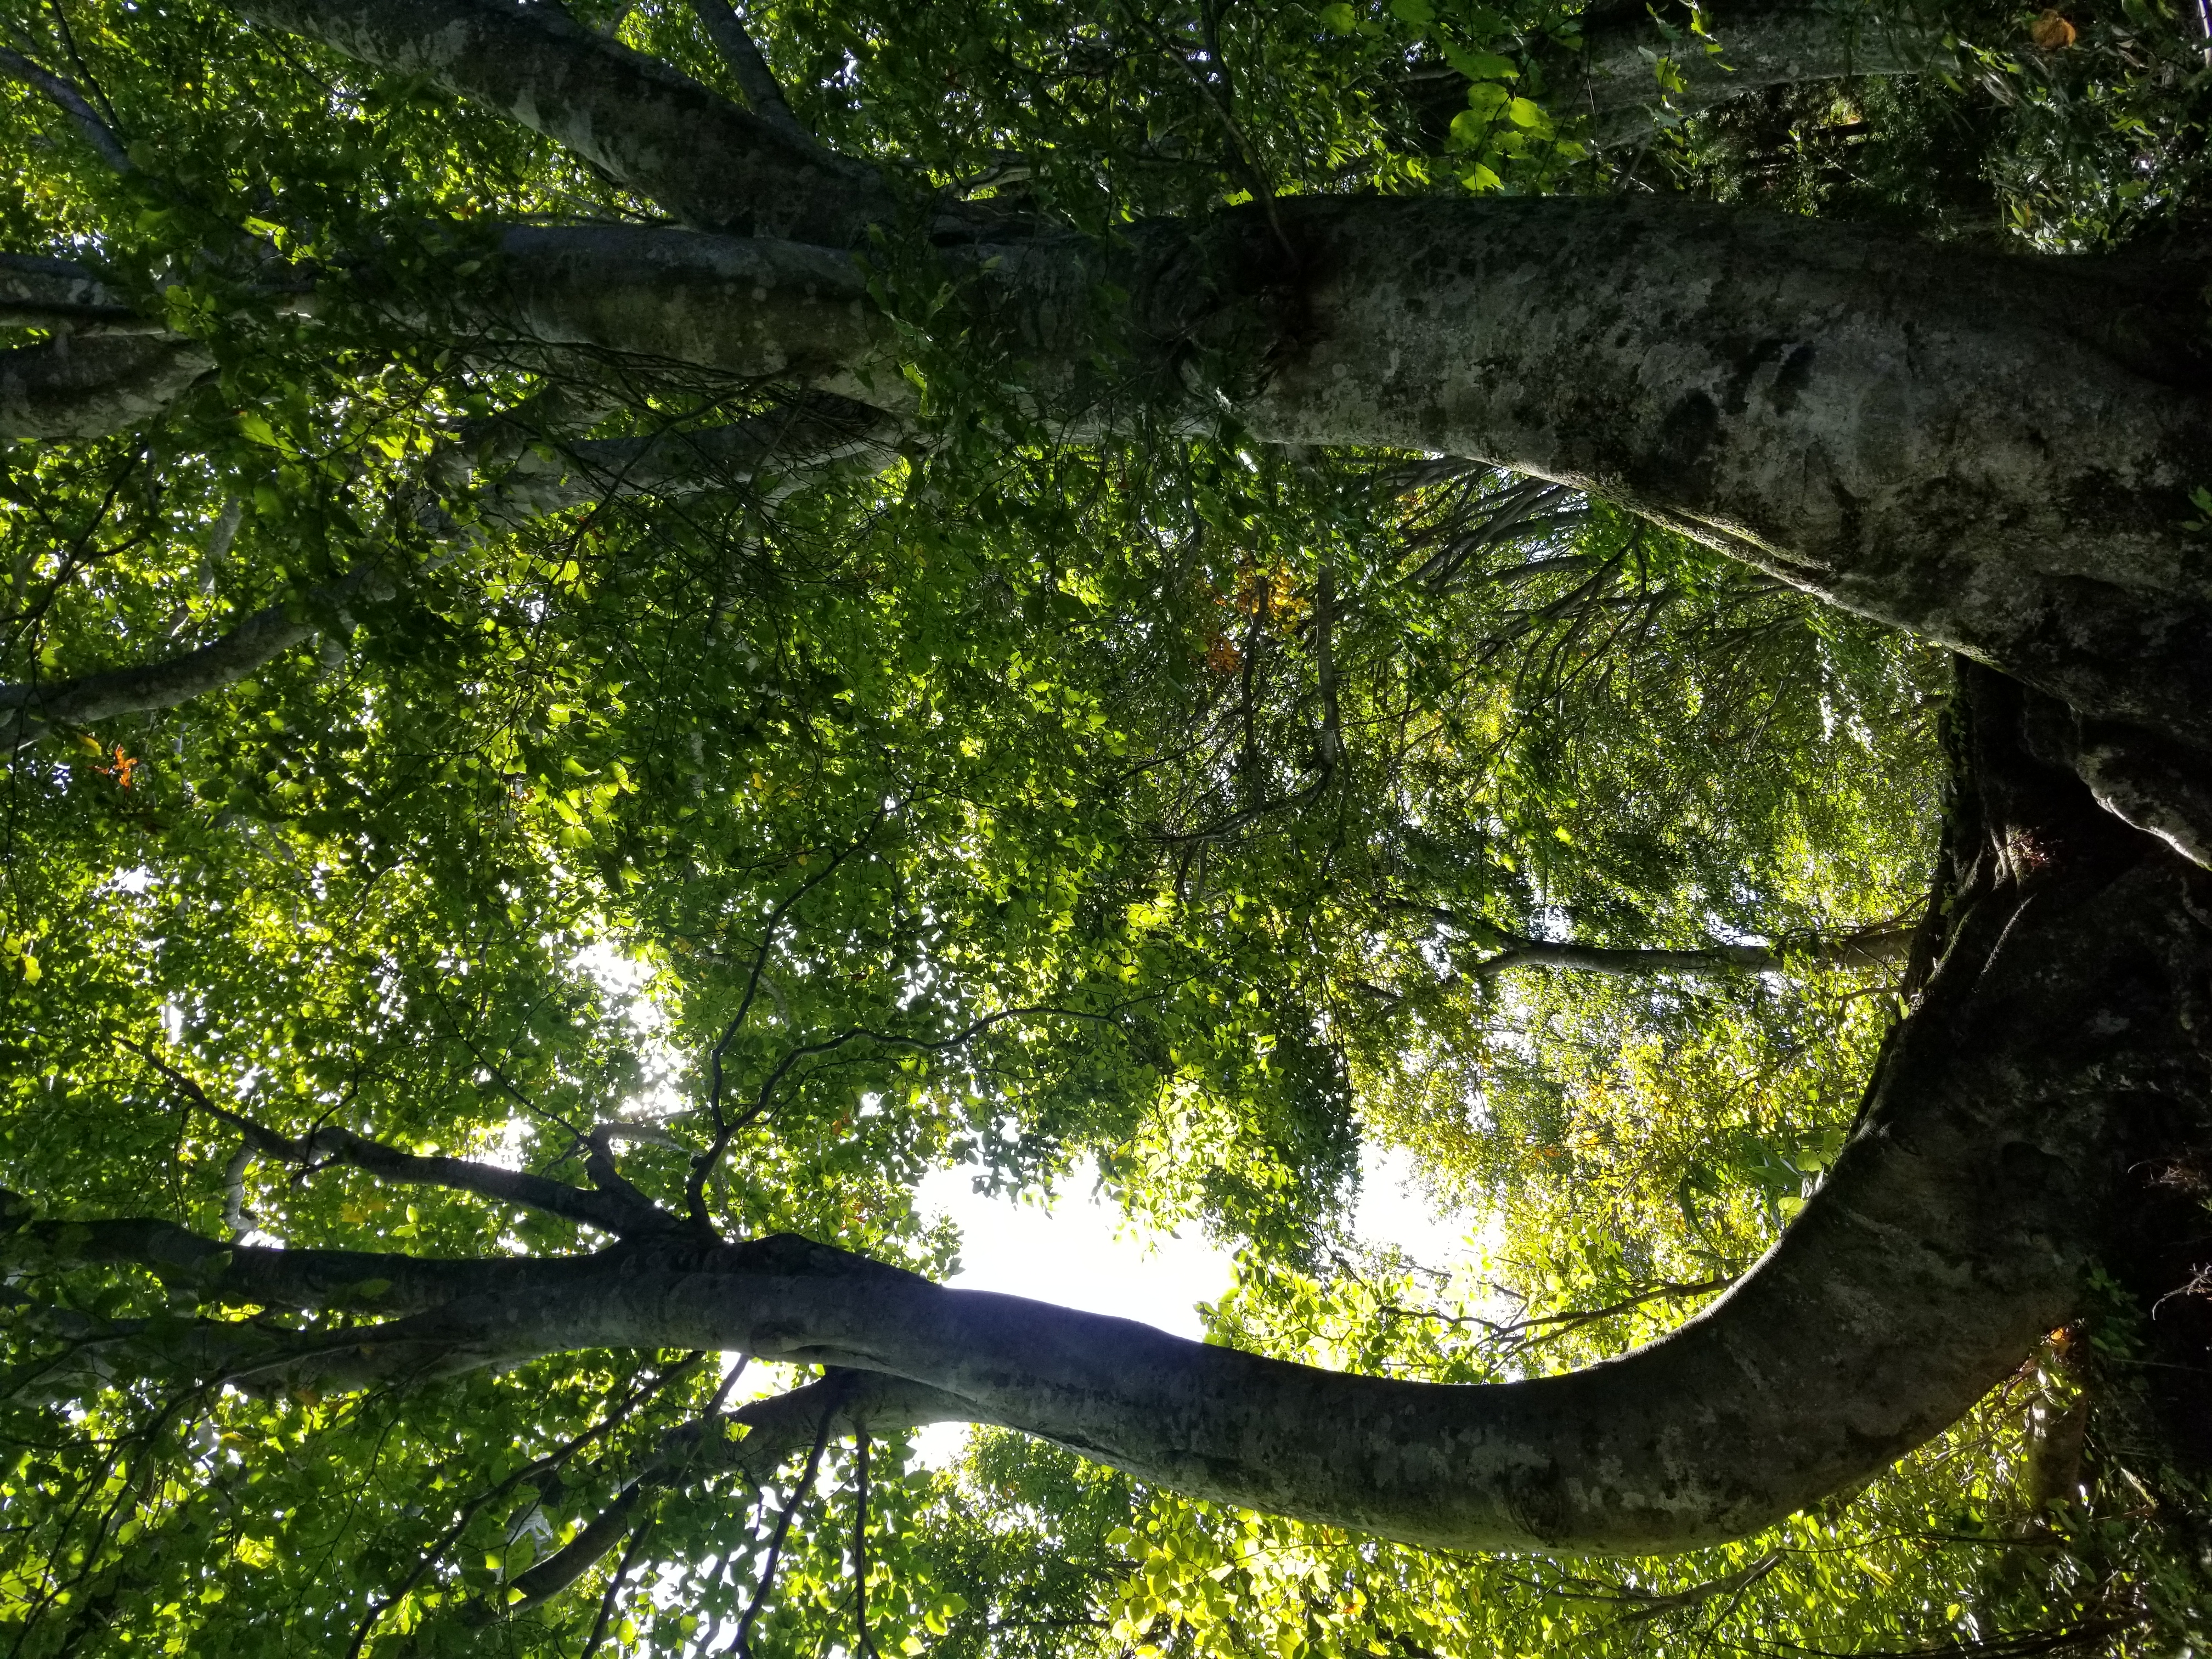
[1,0,2209,1650]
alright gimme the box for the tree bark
[227,0,891,244]
[0,332,211,439]
[0,568,392,751]
[450,197,2212,798]
[1569,0,1950,144]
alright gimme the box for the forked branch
[133,1048,678,1237]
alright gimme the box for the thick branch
[449,201,2212,770]
[1570,0,1949,144]
[133,1053,678,1237]
[464,392,905,526]
[0,577,375,752]
[1216,199,2212,757]
[19,776,2206,1552]
[487,225,900,404]
[0,253,155,330]
[225,0,893,243]
[0,331,211,439]
[308,1124,680,1237]
[689,0,811,144]
[0,1198,559,1316]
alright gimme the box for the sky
[902,1143,1491,1464]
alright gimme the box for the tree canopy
[2,0,2210,1653]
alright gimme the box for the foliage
[0,0,2206,1651]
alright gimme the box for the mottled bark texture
[10,705,2209,1552]
[0,567,394,752]
[0,331,211,439]
[14,0,2212,1557]
[226,0,891,244]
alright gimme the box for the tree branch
[131,1048,678,1237]
[688,0,812,145]
[464,392,905,527]
[225,0,893,242]
[1462,923,1915,980]
[1567,0,1949,145]
[1,390,900,746]
[0,568,388,752]
[11,697,2202,1555]
[0,331,211,440]
[0,252,157,331]
[347,1353,705,1658]
[731,1375,844,1658]
[0,44,133,173]
[493,1368,966,1619]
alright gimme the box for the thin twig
[853,1429,877,1659]
[581,1508,658,1659]
[346,1355,706,1658]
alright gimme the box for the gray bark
[1570,0,1950,144]
[226,0,892,244]
[1,387,894,746]
[0,253,150,330]
[688,0,812,145]
[452,199,2212,791]
[0,568,392,751]
[10,0,2212,1564]
[0,332,211,439]
[0,46,134,173]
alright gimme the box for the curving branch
[16,674,2202,1553]
[1,387,899,746]
[131,1051,679,1237]
[224,0,894,243]
[0,44,133,173]
[0,570,383,752]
